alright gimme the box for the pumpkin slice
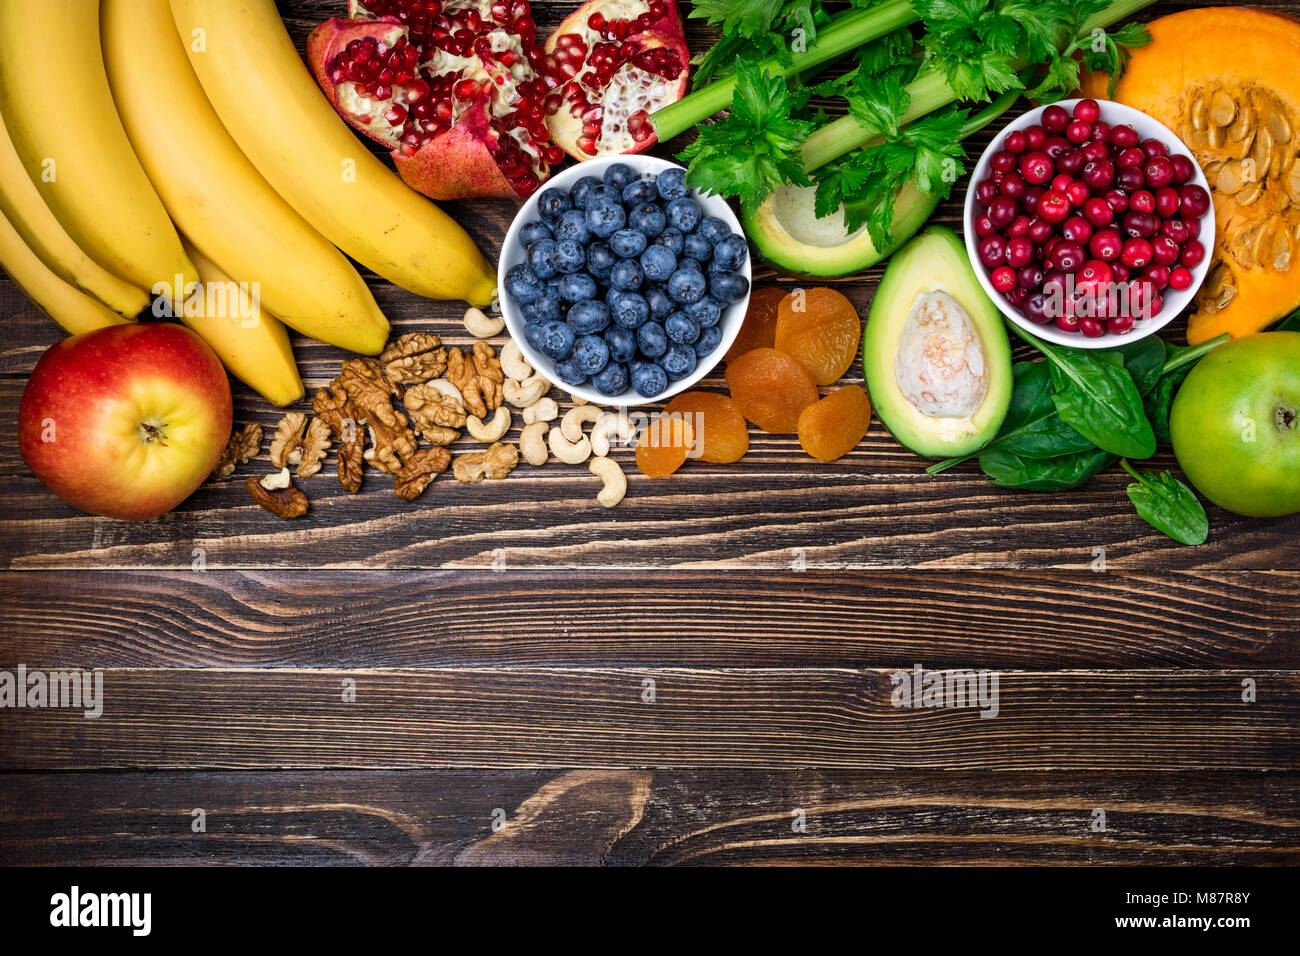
[1082,8,1300,344]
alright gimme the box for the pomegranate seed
[577,135,597,154]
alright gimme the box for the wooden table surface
[1,0,1296,867]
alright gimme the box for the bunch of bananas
[0,0,498,406]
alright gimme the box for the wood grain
[0,569,1295,669]
[3,769,1296,866]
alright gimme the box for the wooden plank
[0,569,1295,669]
[1,668,1293,771]
[2,768,1296,866]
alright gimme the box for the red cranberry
[1144,155,1174,188]
[1052,239,1086,273]
[1116,166,1145,192]
[1161,218,1189,244]
[1148,294,1165,318]
[1056,313,1081,333]
[1127,279,1154,317]
[1019,151,1053,185]
[1091,121,1111,143]
[1090,228,1123,261]
[1078,316,1106,338]
[1179,239,1206,268]
[988,196,1019,228]
[1062,216,1094,243]
[1169,154,1195,184]
[1105,189,1130,213]
[1111,263,1130,283]
[1123,211,1160,238]
[1073,98,1101,124]
[1018,263,1044,289]
[1007,236,1035,268]
[1051,172,1074,194]
[1037,190,1071,223]
[1066,119,1091,144]
[978,235,1008,268]
[1082,197,1113,227]
[999,172,1026,198]
[1027,218,1054,244]
[1121,237,1154,268]
[1042,270,1067,299]
[976,178,999,205]
[1130,190,1156,214]
[1025,125,1046,149]
[1007,214,1031,238]
[991,265,1017,293]
[1168,266,1194,291]
[1154,187,1181,218]
[1144,264,1170,290]
[1108,313,1135,335]
[1081,159,1115,189]
[1151,236,1180,266]
[1141,138,1168,159]
[1179,184,1211,218]
[1111,124,1139,148]
[1043,135,1071,159]
[1006,285,1029,307]
[1057,147,1085,175]
[1117,146,1146,169]
[991,149,1017,174]
[1183,216,1201,240]
[1076,259,1114,295]
[1041,104,1069,134]
[974,214,996,238]
[1024,291,1052,324]
[1004,129,1028,153]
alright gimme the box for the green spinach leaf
[1114,336,1166,396]
[1047,349,1156,459]
[1121,460,1209,545]
[979,446,1117,491]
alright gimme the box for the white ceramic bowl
[498,155,750,405]
[963,98,1215,349]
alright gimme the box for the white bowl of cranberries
[964,97,1215,347]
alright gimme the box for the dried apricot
[664,391,750,464]
[635,414,695,478]
[725,286,786,362]
[774,287,862,385]
[724,347,819,434]
[797,385,873,461]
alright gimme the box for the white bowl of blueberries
[498,155,751,405]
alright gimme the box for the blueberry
[707,257,730,275]
[526,238,559,280]
[712,234,749,272]
[667,267,707,304]
[656,167,688,201]
[636,320,668,359]
[557,272,598,303]
[568,299,610,335]
[536,187,572,222]
[677,257,702,274]
[645,285,673,319]
[585,241,615,280]
[537,319,575,360]
[683,295,721,328]
[709,270,750,304]
[609,258,645,292]
[610,291,650,329]
[570,176,601,210]
[588,185,622,208]
[552,239,585,274]
[622,178,658,206]
[628,202,667,237]
[665,312,700,345]
[572,334,611,375]
[694,324,723,357]
[504,263,543,304]
[603,162,637,191]
[683,231,713,262]
[524,285,564,324]
[640,244,677,282]
[592,361,629,396]
[604,326,636,364]
[665,196,702,234]
[519,219,552,246]
[585,199,626,239]
[609,228,647,259]
[652,226,684,255]
[658,343,697,381]
[552,358,588,386]
[523,321,545,352]
[631,361,669,398]
[697,216,730,245]
[553,209,590,244]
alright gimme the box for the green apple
[1170,332,1300,518]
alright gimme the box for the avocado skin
[742,182,941,278]
[863,226,1012,458]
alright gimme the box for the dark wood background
[1,0,1296,867]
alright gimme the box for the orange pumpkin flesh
[1083,8,1300,344]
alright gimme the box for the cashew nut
[561,403,604,443]
[500,339,533,380]
[464,306,505,338]
[466,406,511,442]
[590,411,639,458]
[424,378,465,406]
[548,425,591,464]
[589,457,626,508]
[569,394,587,406]
[504,373,550,409]
[520,422,549,465]
[522,396,559,425]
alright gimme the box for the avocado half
[743,181,941,277]
[863,227,1012,458]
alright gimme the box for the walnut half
[213,423,262,478]
[269,412,331,478]
[381,332,448,385]
[246,469,308,519]
[446,342,504,419]
[395,446,452,500]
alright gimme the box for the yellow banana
[0,0,195,303]
[180,240,304,407]
[0,110,149,319]
[102,0,390,356]
[0,206,132,336]
[170,0,497,307]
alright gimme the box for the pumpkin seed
[1233,128,1256,160]
[1250,126,1275,179]
[1272,225,1293,271]
[1236,181,1264,206]
[1209,90,1236,127]
[1209,123,1226,149]
[1203,160,1224,181]
[1229,103,1255,141]
[1268,106,1293,144]
[1217,160,1247,194]
[1191,94,1208,132]
[1287,162,1300,205]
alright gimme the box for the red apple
[19,323,232,520]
